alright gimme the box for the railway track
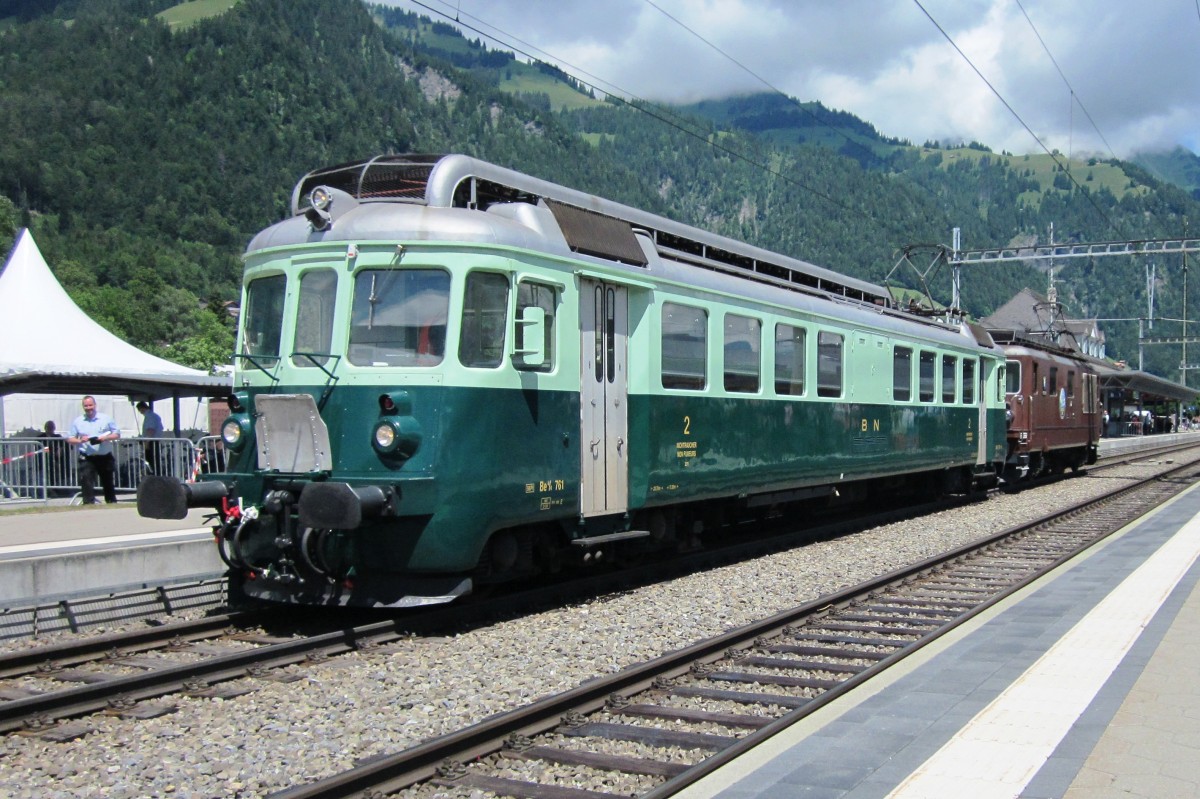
[0,488,966,742]
[260,454,1200,799]
[1,439,1196,786]
[2,440,1196,750]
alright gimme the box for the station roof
[1092,361,1196,403]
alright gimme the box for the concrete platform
[676,462,1200,797]
[0,504,222,608]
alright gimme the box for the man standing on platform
[136,401,164,475]
[67,395,120,504]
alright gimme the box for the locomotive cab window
[242,274,287,359]
[1048,366,1058,395]
[1005,360,1021,394]
[459,272,509,368]
[292,269,337,367]
[774,324,806,396]
[962,359,976,404]
[941,355,957,403]
[893,346,913,401]
[515,279,558,372]
[723,314,761,393]
[817,331,843,398]
[349,268,450,367]
[662,303,708,390]
[918,351,936,402]
[1067,370,1075,398]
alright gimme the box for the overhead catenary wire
[401,0,924,246]
[1013,0,1118,162]
[912,0,1126,240]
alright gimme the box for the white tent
[0,229,230,434]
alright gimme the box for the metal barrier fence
[0,435,225,504]
[0,578,230,641]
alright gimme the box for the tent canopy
[0,229,230,400]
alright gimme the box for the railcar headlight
[309,186,333,211]
[371,416,422,460]
[373,420,398,452]
[221,416,251,450]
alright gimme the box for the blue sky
[381,0,1200,159]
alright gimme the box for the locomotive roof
[283,154,890,306]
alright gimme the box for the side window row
[660,302,839,397]
[892,346,978,405]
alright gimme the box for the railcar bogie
[139,154,1010,607]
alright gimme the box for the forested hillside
[2,0,1198,381]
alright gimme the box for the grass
[156,0,241,31]
[923,147,1150,209]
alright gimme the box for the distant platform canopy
[1092,362,1196,404]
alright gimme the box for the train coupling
[137,475,229,519]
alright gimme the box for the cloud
[381,0,1200,158]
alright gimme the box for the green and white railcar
[139,154,1008,607]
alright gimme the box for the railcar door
[976,358,988,465]
[580,279,629,517]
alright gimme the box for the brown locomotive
[1001,340,1102,480]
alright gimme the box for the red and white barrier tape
[0,447,48,467]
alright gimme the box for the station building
[982,286,1196,436]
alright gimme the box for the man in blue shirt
[137,401,164,475]
[67,395,121,504]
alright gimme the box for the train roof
[247,154,993,351]
[282,154,890,305]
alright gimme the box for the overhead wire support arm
[947,238,1200,266]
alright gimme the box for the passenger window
[774,324,806,396]
[661,303,707,390]
[817,331,843,398]
[516,280,558,372]
[459,272,509,368]
[942,355,956,403]
[242,274,287,359]
[292,269,337,367]
[724,314,761,393]
[962,359,975,404]
[348,268,450,367]
[893,346,913,401]
[919,351,936,402]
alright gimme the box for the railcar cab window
[515,280,557,371]
[942,355,957,403]
[242,274,286,358]
[723,314,761,393]
[817,331,844,398]
[893,346,913,401]
[459,272,509,368]
[774,324,806,396]
[292,269,337,367]
[349,269,450,367]
[962,359,976,404]
[919,351,936,402]
[661,303,707,390]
